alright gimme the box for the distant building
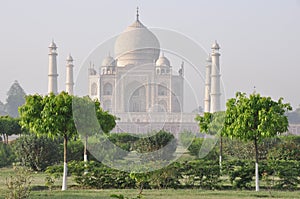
[287,124,300,135]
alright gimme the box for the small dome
[156,53,170,67]
[102,55,115,66]
[211,41,220,50]
[49,41,57,48]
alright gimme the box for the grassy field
[1,167,300,199]
[3,189,300,199]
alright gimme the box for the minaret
[66,54,74,95]
[204,54,212,113]
[48,40,58,94]
[210,41,221,113]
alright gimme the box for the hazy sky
[0,0,299,109]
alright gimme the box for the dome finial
[67,53,73,61]
[49,39,57,48]
[136,6,139,21]
[212,40,220,50]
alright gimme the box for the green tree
[0,116,22,144]
[19,92,77,191]
[72,96,116,163]
[223,92,291,191]
[195,111,225,168]
[5,80,26,118]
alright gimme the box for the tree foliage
[0,116,22,144]
[223,92,291,142]
[72,96,116,136]
[187,137,218,160]
[195,111,225,135]
[19,92,77,190]
[133,130,177,161]
[195,111,225,168]
[72,96,116,162]
[19,92,77,140]
[223,92,292,191]
[19,92,117,190]
[108,133,139,151]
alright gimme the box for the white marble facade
[87,10,221,134]
[88,12,192,133]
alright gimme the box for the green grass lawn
[6,189,300,199]
[1,167,300,199]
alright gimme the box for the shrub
[181,160,221,189]
[0,142,15,167]
[76,162,136,189]
[46,161,136,189]
[267,136,300,161]
[187,138,219,160]
[149,162,182,189]
[268,160,300,190]
[108,133,139,151]
[5,166,33,199]
[224,159,254,189]
[179,131,195,148]
[134,131,177,161]
[13,134,60,171]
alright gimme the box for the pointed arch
[91,83,98,96]
[103,83,113,95]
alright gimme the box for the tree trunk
[5,134,8,144]
[84,135,88,162]
[84,135,88,174]
[219,136,223,172]
[62,136,68,191]
[254,137,259,191]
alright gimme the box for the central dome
[114,17,160,66]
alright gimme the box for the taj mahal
[47,9,222,135]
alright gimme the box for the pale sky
[0,0,300,110]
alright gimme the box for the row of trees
[195,92,292,191]
[39,133,300,191]
[2,128,300,191]
[0,90,295,192]
[18,92,116,191]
